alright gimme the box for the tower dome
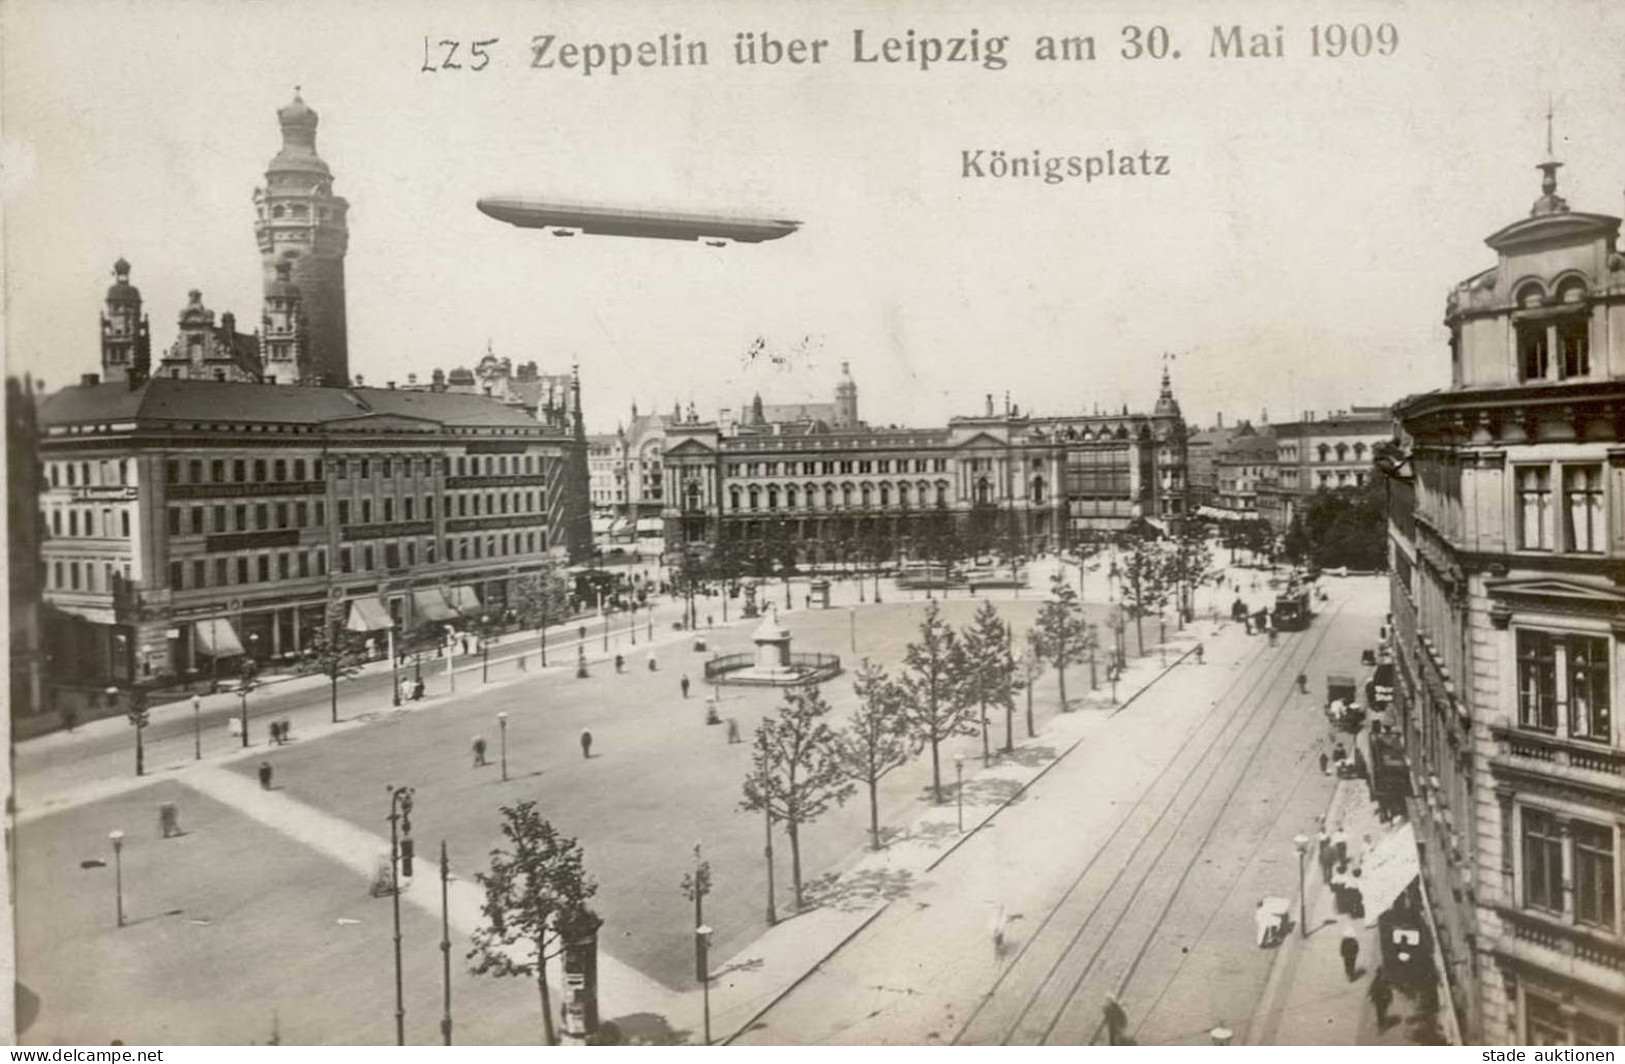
[1153,365,1182,419]
[105,258,140,304]
[268,88,330,176]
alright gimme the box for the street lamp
[108,829,126,928]
[1293,834,1311,939]
[386,785,415,1047]
[192,692,203,760]
[696,923,714,1045]
[849,607,856,654]
[954,753,965,832]
[237,675,255,749]
[481,615,491,683]
[497,712,509,782]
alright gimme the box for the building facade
[8,377,46,719]
[1212,425,1275,516]
[1264,407,1394,530]
[38,378,590,689]
[1387,142,1625,1044]
[662,368,1186,561]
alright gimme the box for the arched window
[936,481,949,506]
[1353,442,1366,459]
[825,484,838,509]
[786,485,798,509]
[1318,443,1331,462]
[748,486,761,510]
[767,485,779,510]
[1335,443,1347,461]
[729,486,741,512]
[879,483,891,508]
[975,478,992,505]
[685,482,701,511]
[898,482,911,508]
[860,483,873,508]
[842,484,854,508]
[1031,476,1046,504]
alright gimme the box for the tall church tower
[100,258,151,386]
[254,90,349,386]
[834,361,859,428]
[259,260,304,384]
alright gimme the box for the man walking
[680,674,691,699]
[580,728,593,759]
[1318,830,1335,884]
[1102,994,1129,1045]
[1340,926,1361,981]
[258,760,274,791]
[1368,970,1393,1028]
[472,736,487,767]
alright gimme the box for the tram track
[952,599,1347,1045]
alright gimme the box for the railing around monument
[704,651,842,686]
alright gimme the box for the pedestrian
[680,675,691,699]
[1318,750,1330,775]
[1254,900,1276,948]
[1318,831,1334,884]
[1340,926,1361,981]
[1368,970,1393,1028]
[258,760,273,790]
[988,903,1007,956]
[1195,643,1205,664]
[615,654,624,673]
[1102,994,1129,1046]
[1331,825,1349,865]
[1296,672,1308,693]
[726,717,740,744]
[473,736,487,767]
[159,801,181,838]
[412,677,425,701]
[580,728,593,759]
[648,654,658,672]
[1348,868,1366,920]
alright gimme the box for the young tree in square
[740,685,853,909]
[302,602,367,723]
[897,601,977,802]
[1119,533,1172,656]
[468,801,602,1047]
[1034,571,1091,712]
[959,599,1016,761]
[833,660,917,850]
[513,560,572,663]
[1167,523,1217,624]
[1014,627,1047,739]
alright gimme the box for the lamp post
[481,615,491,683]
[192,692,202,760]
[696,923,714,1045]
[390,624,401,707]
[954,753,965,832]
[849,607,856,654]
[1293,834,1311,939]
[108,830,126,928]
[237,676,254,749]
[386,785,415,1047]
[439,840,453,1046]
[497,712,508,782]
[629,603,637,646]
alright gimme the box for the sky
[5,0,1625,435]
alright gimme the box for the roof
[40,378,553,432]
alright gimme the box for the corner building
[1388,142,1625,1043]
[38,378,589,686]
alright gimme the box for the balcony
[1495,906,1625,983]
[1490,723,1625,792]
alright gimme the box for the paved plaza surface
[15,559,1360,1045]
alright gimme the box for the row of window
[725,457,950,478]
[1524,988,1619,1046]
[47,459,131,488]
[1521,808,1616,932]
[724,480,953,513]
[50,506,130,539]
[161,453,547,486]
[163,529,550,590]
[47,558,130,593]
[164,490,549,536]
[1516,630,1611,743]
[1516,464,1606,553]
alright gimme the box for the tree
[468,801,601,1047]
[1034,572,1090,711]
[740,686,853,909]
[514,561,572,664]
[959,599,1015,759]
[833,660,917,850]
[1119,534,1172,656]
[1166,524,1217,623]
[302,603,367,723]
[897,602,976,802]
[1014,628,1047,739]
[1285,482,1389,572]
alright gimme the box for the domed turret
[105,257,140,305]
[1153,365,1182,419]
[268,88,329,177]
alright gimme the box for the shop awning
[450,586,483,615]
[193,618,245,657]
[412,589,458,623]
[1360,822,1420,927]
[346,598,394,633]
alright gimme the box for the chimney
[431,368,446,391]
[221,311,236,335]
[387,381,397,389]
[407,372,418,385]
[354,374,365,387]
[81,372,100,387]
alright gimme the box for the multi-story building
[8,376,46,719]
[1186,415,1237,511]
[37,375,590,688]
[1264,407,1394,530]
[1212,424,1275,516]
[1386,135,1625,1044]
[662,367,1186,560]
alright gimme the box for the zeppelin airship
[476,196,801,244]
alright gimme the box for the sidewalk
[1245,773,1452,1046]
